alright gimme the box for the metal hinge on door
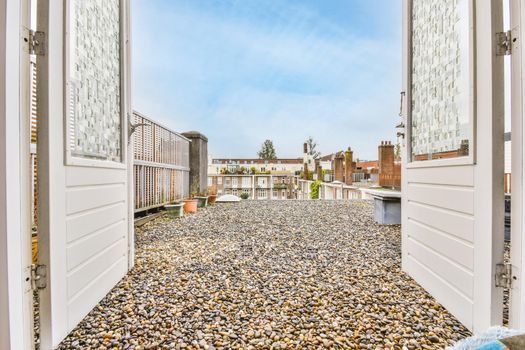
[495,263,513,289]
[496,30,513,56]
[22,27,46,56]
[31,264,47,290]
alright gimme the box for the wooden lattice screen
[31,59,38,226]
[132,111,190,212]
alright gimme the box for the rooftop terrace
[58,201,470,349]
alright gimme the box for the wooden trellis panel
[132,111,190,212]
[30,59,38,226]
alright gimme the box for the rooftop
[57,201,470,348]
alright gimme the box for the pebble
[55,200,471,349]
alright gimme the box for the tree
[257,139,277,159]
[306,136,320,159]
[395,143,401,160]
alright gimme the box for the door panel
[405,255,474,324]
[402,0,505,332]
[406,201,474,242]
[406,183,474,215]
[405,165,474,186]
[37,0,132,348]
[510,0,525,329]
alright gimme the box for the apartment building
[208,174,298,200]
[208,158,304,175]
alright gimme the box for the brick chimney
[303,143,309,179]
[344,147,353,185]
[378,141,395,186]
[304,162,310,180]
[334,152,345,182]
[315,159,323,181]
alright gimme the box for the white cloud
[132,0,402,160]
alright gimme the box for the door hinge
[496,263,513,289]
[496,30,512,56]
[23,28,46,56]
[31,264,47,290]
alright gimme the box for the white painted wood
[406,201,474,242]
[0,0,34,349]
[510,0,525,329]
[406,183,475,215]
[19,1,35,347]
[473,1,506,331]
[407,219,474,270]
[405,165,474,186]
[37,0,133,348]
[402,0,505,332]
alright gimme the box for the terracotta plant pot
[208,194,217,205]
[182,199,198,213]
[194,196,209,208]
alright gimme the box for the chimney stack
[334,152,345,182]
[344,147,353,185]
[378,141,395,187]
[315,159,323,181]
[304,162,310,180]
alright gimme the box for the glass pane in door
[411,0,472,162]
[68,0,121,162]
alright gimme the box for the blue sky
[132,0,402,160]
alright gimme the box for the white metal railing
[209,174,297,200]
[297,179,362,200]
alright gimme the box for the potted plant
[240,192,250,200]
[194,191,209,208]
[208,187,217,205]
[183,178,199,213]
[165,201,184,218]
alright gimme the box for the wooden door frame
[473,0,506,331]
[0,0,35,349]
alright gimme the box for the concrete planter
[362,189,401,225]
[373,196,401,225]
[165,203,184,218]
[194,196,209,208]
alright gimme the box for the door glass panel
[68,0,121,162]
[410,0,471,162]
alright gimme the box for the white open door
[36,0,133,348]
[509,0,525,330]
[401,0,505,332]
